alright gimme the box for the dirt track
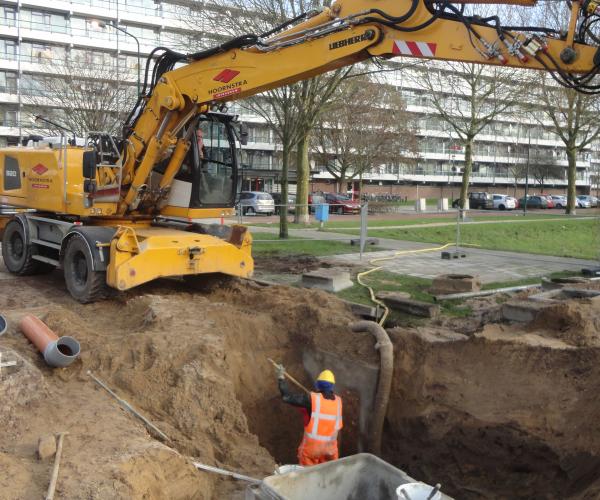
[2,259,600,499]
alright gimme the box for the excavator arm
[115,0,600,215]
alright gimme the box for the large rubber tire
[337,206,344,215]
[2,220,44,275]
[499,204,505,211]
[245,206,255,215]
[63,234,107,303]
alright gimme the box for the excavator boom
[116,0,599,216]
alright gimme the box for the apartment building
[0,0,596,197]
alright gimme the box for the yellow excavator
[0,0,599,302]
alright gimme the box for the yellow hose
[357,243,455,326]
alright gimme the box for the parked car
[270,192,296,214]
[550,195,567,209]
[452,192,493,209]
[577,195,593,208]
[518,195,548,209]
[577,195,598,208]
[238,191,275,215]
[323,193,361,214]
[492,194,516,210]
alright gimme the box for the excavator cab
[154,112,242,216]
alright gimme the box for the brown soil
[254,254,328,274]
[0,269,365,499]
[525,298,600,347]
[385,299,600,499]
[3,260,600,500]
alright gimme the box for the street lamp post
[92,20,141,97]
[523,127,531,216]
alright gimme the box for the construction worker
[276,365,343,466]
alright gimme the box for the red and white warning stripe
[392,40,437,58]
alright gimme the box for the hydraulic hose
[357,243,454,326]
[351,320,393,456]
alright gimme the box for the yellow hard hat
[317,369,335,384]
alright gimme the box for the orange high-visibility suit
[297,392,343,466]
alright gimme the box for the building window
[0,71,17,93]
[248,126,270,143]
[2,7,16,27]
[0,108,17,126]
[0,39,17,59]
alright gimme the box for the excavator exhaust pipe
[19,315,80,368]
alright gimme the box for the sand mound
[527,299,600,347]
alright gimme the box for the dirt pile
[526,298,600,347]
[0,272,362,499]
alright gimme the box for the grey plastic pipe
[19,315,80,368]
[0,314,7,335]
[351,320,394,456]
[44,337,80,368]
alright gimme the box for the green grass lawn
[336,271,472,319]
[336,269,581,322]
[251,232,381,257]
[358,218,599,260]
[248,213,569,230]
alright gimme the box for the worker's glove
[275,363,286,380]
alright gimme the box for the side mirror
[82,150,97,179]
[239,123,248,146]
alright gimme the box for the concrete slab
[301,268,354,292]
[502,300,554,323]
[376,291,440,318]
[430,274,481,295]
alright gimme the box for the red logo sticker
[32,163,48,175]
[213,69,240,83]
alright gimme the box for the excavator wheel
[63,234,108,303]
[2,219,47,275]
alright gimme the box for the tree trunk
[294,133,310,225]
[339,168,347,195]
[566,147,577,215]
[279,145,290,238]
[459,137,474,209]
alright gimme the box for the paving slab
[330,247,597,284]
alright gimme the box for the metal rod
[193,462,261,483]
[45,432,68,500]
[434,283,541,301]
[87,370,170,443]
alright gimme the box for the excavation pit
[1,274,600,499]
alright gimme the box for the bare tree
[528,147,564,193]
[182,0,352,232]
[25,56,137,137]
[519,1,600,214]
[530,78,600,213]
[311,76,418,191]
[415,61,517,208]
